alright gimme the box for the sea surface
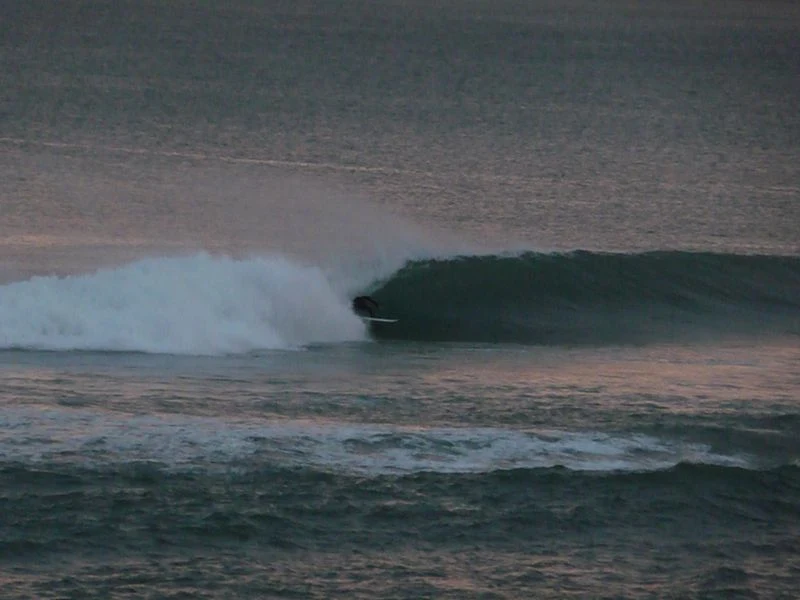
[1,1,799,598]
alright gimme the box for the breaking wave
[0,407,758,476]
[0,253,366,354]
[365,251,800,343]
[2,250,797,353]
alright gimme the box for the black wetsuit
[352,296,379,318]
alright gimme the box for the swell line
[0,136,425,177]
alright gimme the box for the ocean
[1,0,799,597]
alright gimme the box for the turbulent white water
[0,407,752,475]
[0,253,368,354]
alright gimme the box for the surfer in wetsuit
[352,296,379,318]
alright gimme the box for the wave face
[0,254,365,354]
[367,251,800,343]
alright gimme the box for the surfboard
[362,317,399,324]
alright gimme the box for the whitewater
[0,253,370,354]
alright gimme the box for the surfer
[352,296,379,318]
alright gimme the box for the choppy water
[2,1,799,598]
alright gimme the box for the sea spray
[0,253,366,354]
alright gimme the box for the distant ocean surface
[1,1,799,598]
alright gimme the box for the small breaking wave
[0,408,757,476]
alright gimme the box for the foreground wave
[367,250,800,343]
[4,407,792,476]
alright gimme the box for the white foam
[0,253,366,354]
[0,408,752,474]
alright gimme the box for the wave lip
[0,253,366,355]
[366,250,800,344]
